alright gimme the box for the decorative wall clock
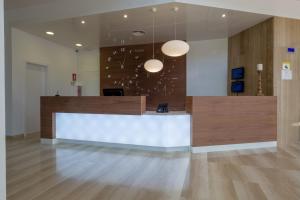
[100,43,186,110]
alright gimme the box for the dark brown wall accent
[41,96,146,139]
[100,43,186,111]
[228,18,274,96]
[190,96,277,146]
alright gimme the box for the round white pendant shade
[144,59,163,73]
[161,40,190,57]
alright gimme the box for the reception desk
[41,96,146,139]
[41,96,190,150]
[41,96,277,152]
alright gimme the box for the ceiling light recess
[132,30,146,37]
[123,14,128,19]
[46,31,55,35]
[161,6,189,57]
[81,20,86,24]
[75,43,83,47]
[144,7,163,73]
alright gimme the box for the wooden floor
[6,135,300,200]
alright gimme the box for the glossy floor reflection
[6,135,300,200]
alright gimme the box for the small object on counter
[156,103,169,113]
[55,91,60,97]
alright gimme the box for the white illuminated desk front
[54,111,190,151]
[40,96,190,151]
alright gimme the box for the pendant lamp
[144,7,163,73]
[162,6,189,57]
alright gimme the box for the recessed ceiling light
[75,43,83,47]
[132,30,145,37]
[123,14,128,19]
[46,31,55,36]
[81,20,86,24]
[222,13,227,18]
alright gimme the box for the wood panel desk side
[189,96,277,146]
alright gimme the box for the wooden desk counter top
[41,96,146,139]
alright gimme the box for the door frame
[24,62,48,134]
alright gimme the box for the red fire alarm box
[72,73,77,81]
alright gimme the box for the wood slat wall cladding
[227,16,300,147]
[228,18,274,96]
[41,96,146,139]
[190,96,277,146]
[100,43,186,111]
[273,17,300,147]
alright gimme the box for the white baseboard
[41,138,277,153]
[43,138,190,152]
[192,141,277,153]
[41,138,58,145]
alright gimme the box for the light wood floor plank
[6,137,300,200]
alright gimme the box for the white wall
[5,20,12,138]
[187,39,228,96]
[0,0,6,198]
[77,39,228,97]
[78,49,100,96]
[10,28,77,135]
[9,28,227,135]
[74,40,228,97]
[75,39,228,97]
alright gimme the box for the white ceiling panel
[14,3,271,50]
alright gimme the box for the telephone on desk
[156,103,169,113]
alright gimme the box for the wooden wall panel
[273,17,300,146]
[228,18,274,96]
[100,43,186,111]
[191,96,277,146]
[185,96,193,114]
[41,96,146,139]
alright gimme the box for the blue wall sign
[288,48,295,53]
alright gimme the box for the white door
[25,63,47,134]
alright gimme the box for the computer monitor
[103,88,124,96]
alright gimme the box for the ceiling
[5,0,58,10]
[14,2,271,50]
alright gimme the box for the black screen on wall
[231,81,244,93]
[231,67,245,80]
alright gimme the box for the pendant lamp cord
[152,12,155,59]
[174,12,177,40]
